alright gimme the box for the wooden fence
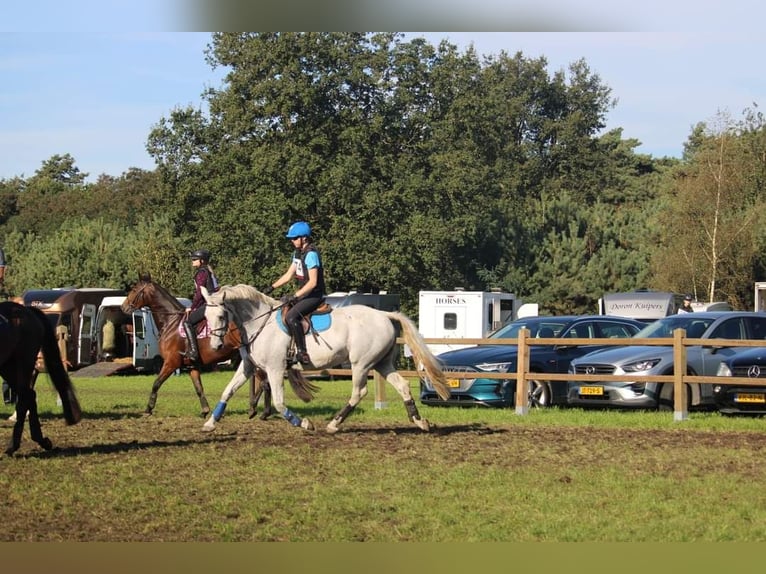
[304,328,766,421]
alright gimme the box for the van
[598,289,732,323]
[20,287,126,371]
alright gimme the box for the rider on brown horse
[183,248,219,362]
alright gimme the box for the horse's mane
[215,284,274,306]
[150,280,186,311]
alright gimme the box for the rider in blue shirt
[262,221,325,365]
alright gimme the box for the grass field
[2,370,766,542]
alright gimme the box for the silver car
[567,312,766,410]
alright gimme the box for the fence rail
[304,328,766,421]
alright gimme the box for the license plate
[447,379,460,388]
[734,393,766,404]
[579,386,604,396]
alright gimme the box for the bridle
[124,282,186,318]
[205,302,231,340]
[122,282,149,313]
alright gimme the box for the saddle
[277,301,332,335]
[178,320,211,339]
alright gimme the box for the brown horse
[121,274,273,418]
[0,301,82,455]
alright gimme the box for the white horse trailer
[418,289,537,356]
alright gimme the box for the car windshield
[633,315,715,338]
[490,319,569,339]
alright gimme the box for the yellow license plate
[579,386,604,396]
[447,379,460,388]
[735,393,766,404]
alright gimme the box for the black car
[419,315,644,408]
[714,347,766,415]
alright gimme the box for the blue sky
[2,3,765,181]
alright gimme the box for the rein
[237,305,279,346]
[212,302,283,353]
[124,282,186,318]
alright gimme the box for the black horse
[0,301,82,455]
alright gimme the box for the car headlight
[716,363,732,377]
[476,362,513,373]
[622,358,662,372]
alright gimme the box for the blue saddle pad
[276,309,332,334]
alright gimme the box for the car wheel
[658,383,692,411]
[528,379,552,408]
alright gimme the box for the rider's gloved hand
[261,285,274,295]
[280,294,296,305]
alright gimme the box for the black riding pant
[187,305,206,326]
[285,296,323,335]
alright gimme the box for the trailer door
[430,305,470,355]
[78,303,97,365]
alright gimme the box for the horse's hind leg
[248,369,275,420]
[25,388,53,451]
[378,360,431,432]
[5,387,52,455]
[6,400,26,456]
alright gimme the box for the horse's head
[122,275,154,314]
[202,286,228,350]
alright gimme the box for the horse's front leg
[202,361,252,431]
[188,368,210,417]
[144,364,175,415]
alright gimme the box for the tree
[652,110,762,307]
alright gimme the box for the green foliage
[653,109,766,308]
[3,33,764,314]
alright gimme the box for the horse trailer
[418,289,538,356]
[18,287,127,372]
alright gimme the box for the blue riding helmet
[285,221,311,239]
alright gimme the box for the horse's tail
[286,368,320,403]
[32,307,82,425]
[386,311,451,401]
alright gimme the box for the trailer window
[443,313,457,330]
[135,315,146,339]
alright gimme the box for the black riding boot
[289,320,311,365]
[183,321,199,362]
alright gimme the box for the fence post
[673,328,688,421]
[515,327,530,415]
[374,371,386,409]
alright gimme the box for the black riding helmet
[189,248,211,263]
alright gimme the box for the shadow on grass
[333,422,508,436]
[11,434,238,460]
